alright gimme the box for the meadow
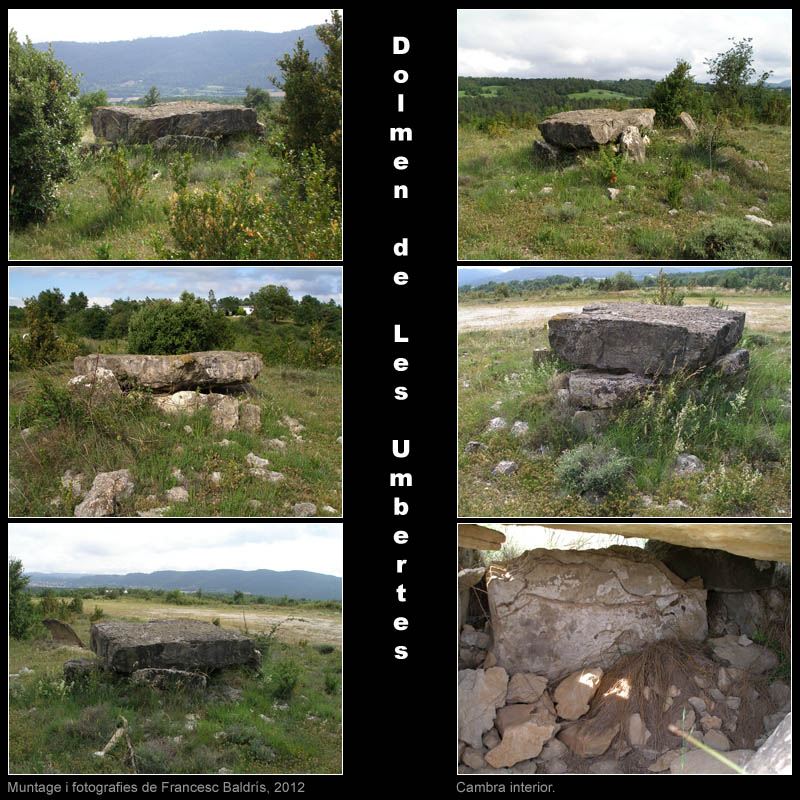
[458,124,791,260]
[8,594,342,774]
[458,288,791,518]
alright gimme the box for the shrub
[10,301,80,370]
[646,59,705,126]
[127,292,232,355]
[98,145,152,212]
[766,223,791,258]
[315,643,335,655]
[68,596,84,615]
[270,660,301,701]
[555,443,631,495]
[629,228,674,258]
[90,606,105,621]
[18,375,86,430]
[77,90,108,122]
[244,85,271,111]
[323,672,339,695]
[704,461,764,515]
[681,217,769,259]
[9,559,37,640]
[9,30,83,227]
[142,86,161,107]
[650,269,685,306]
[168,152,193,192]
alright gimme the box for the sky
[8,267,342,308]
[458,9,792,83]
[9,523,343,576]
[8,8,334,43]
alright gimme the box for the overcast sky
[8,267,342,308]
[458,9,792,83]
[9,8,334,43]
[9,523,342,576]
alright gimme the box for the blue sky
[9,267,342,308]
[458,9,792,83]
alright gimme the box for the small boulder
[68,367,122,400]
[492,461,518,477]
[553,667,603,720]
[485,715,557,768]
[458,667,509,748]
[63,659,98,682]
[74,470,134,517]
[293,502,317,517]
[506,673,548,704]
[238,403,261,432]
[607,187,621,200]
[131,668,208,692]
[744,214,773,227]
[534,140,560,162]
[165,486,189,503]
[678,112,698,137]
[674,453,704,477]
[619,125,646,163]
[510,421,529,437]
[485,417,508,432]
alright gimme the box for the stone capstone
[92,102,259,144]
[548,303,745,376]
[458,667,509,748]
[539,108,655,149]
[74,351,263,392]
[90,620,261,674]
[74,469,135,517]
[486,547,707,680]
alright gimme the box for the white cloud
[458,9,792,82]
[9,523,343,577]
[88,296,114,307]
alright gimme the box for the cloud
[458,10,792,82]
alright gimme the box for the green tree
[66,291,89,315]
[207,289,217,312]
[705,37,771,118]
[77,89,108,121]
[251,285,295,323]
[647,60,703,125]
[273,10,342,178]
[127,292,232,354]
[9,559,37,640]
[244,85,271,111]
[232,590,245,605]
[20,299,61,365]
[218,296,243,316]
[9,30,82,227]
[293,294,324,326]
[34,288,66,322]
[70,305,109,338]
[142,85,161,107]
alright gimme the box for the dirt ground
[98,598,342,646]
[458,297,791,334]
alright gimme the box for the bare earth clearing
[93,598,341,646]
[458,296,790,333]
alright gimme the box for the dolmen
[70,351,263,431]
[548,303,749,433]
[92,102,260,145]
[535,108,655,163]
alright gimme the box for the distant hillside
[32,28,324,97]
[26,568,341,600]
[458,266,738,287]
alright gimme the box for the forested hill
[32,28,324,97]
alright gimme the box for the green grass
[567,89,639,100]
[9,362,342,517]
[9,136,279,260]
[458,123,791,260]
[458,85,504,98]
[458,306,790,517]
[9,598,341,774]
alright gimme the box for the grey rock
[746,712,791,774]
[165,486,189,503]
[534,140,560,161]
[571,408,612,435]
[90,619,261,674]
[679,112,698,136]
[92,102,259,144]
[708,634,779,674]
[670,748,754,774]
[131,668,208,691]
[293,502,317,517]
[492,461,518,477]
[63,659,98,682]
[607,187,621,200]
[465,441,487,453]
[619,125,646,163]
[674,453,704,477]
[548,303,745,376]
[744,214,772,227]
[510,421,529,437]
[485,417,508,432]
[566,369,652,409]
[713,348,750,378]
[539,108,655,148]
[74,470,134,517]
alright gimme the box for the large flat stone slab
[487,546,707,681]
[74,351,262,392]
[90,620,261,673]
[539,108,655,148]
[548,303,745,376]
[92,102,259,144]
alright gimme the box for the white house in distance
[241,305,254,315]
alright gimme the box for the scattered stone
[703,730,731,752]
[688,696,707,714]
[539,738,568,762]
[726,696,741,711]
[746,712,791,774]
[548,303,745,376]
[60,470,86,496]
[487,547,707,679]
[674,453,704,477]
[131,668,207,692]
[589,759,622,774]
[91,620,261,674]
[539,108,655,148]
[21,427,33,439]
[485,715,557,768]
[464,441,487,453]
[748,206,762,213]
[248,500,262,510]
[744,214,773,227]
[165,486,189,503]
[75,351,263,392]
[495,704,537,736]
[627,713,651,746]
[743,159,768,172]
[559,720,620,758]
[74,470,135,517]
[607,187,621,200]
[461,746,487,769]
[492,461,518,477]
[668,208,678,216]
[171,467,187,485]
[510,421,529,437]
[708,635,779,673]
[68,366,122,399]
[648,749,682,772]
[183,425,193,434]
[554,668,603,720]
[483,728,501,750]
[217,439,233,447]
[138,507,170,517]
[63,659,97,682]
[678,112,698,136]
[293,502,317,517]
[458,667,509,748]
[667,499,690,510]
[92,102,260,144]
[506,673,548,704]
[265,438,287,450]
[701,715,722,731]
[485,417,507,432]
[546,759,568,774]
[321,505,337,514]
[713,348,749,378]
[539,186,554,195]
[675,707,696,731]
[210,472,222,485]
[619,125,646,163]
[768,682,790,708]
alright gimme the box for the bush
[127,292,232,355]
[9,301,80,370]
[18,375,86,430]
[270,660,301,701]
[650,270,685,306]
[9,30,83,227]
[98,145,152,213]
[77,90,108,122]
[555,443,631,495]
[9,559,37,639]
[323,671,339,695]
[704,461,764,515]
[629,228,674,258]
[157,148,341,259]
[90,606,105,622]
[766,223,791,258]
[646,59,705,126]
[680,217,769,259]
